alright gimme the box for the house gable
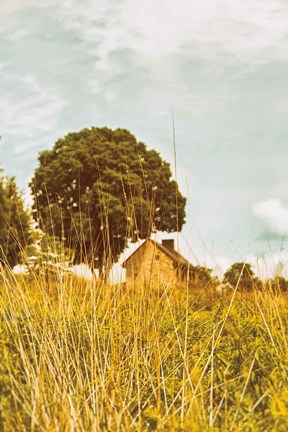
[123,239,195,289]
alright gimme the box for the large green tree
[0,171,32,268]
[30,127,186,273]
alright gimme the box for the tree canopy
[0,171,32,268]
[192,265,219,289]
[224,262,260,291]
[30,127,186,272]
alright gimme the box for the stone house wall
[125,240,178,289]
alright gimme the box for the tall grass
[1,264,288,431]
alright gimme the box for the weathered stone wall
[126,240,177,289]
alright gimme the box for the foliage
[0,171,31,268]
[191,264,219,289]
[30,127,186,272]
[224,262,261,291]
[267,276,288,293]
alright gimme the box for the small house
[122,238,195,289]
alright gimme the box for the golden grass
[1,269,288,431]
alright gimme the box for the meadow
[1,268,288,431]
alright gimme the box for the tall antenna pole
[172,111,179,251]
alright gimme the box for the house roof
[122,238,194,270]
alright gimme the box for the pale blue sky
[1,0,288,273]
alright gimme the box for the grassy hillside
[1,270,288,431]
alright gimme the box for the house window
[155,254,160,261]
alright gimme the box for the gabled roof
[122,238,194,270]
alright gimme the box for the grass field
[1,269,288,431]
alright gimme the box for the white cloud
[3,0,288,66]
[253,198,288,235]
[120,0,288,60]
[4,0,287,121]
[0,72,66,152]
[5,28,31,41]
[57,0,288,67]
[50,0,288,117]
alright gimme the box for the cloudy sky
[1,0,288,275]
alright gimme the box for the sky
[1,0,288,278]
